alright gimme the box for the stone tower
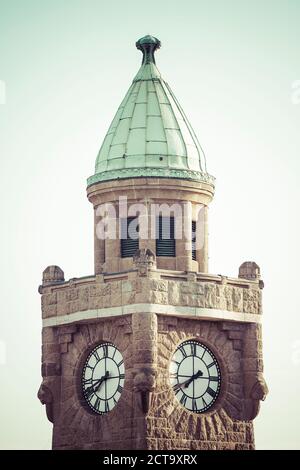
[38,35,268,450]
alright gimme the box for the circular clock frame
[169,339,222,414]
[80,341,125,415]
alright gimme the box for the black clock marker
[180,394,187,406]
[209,376,219,382]
[207,361,216,369]
[207,387,216,398]
[179,347,187,358]
[93,349,100,361]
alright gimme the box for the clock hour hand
[184,369,203,388]
[173,370,203,391]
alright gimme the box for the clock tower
[38,35,268,450]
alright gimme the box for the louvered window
[192,221,196,261]
[120,217,139,258]
[156,216,176,257]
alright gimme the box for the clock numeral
[83,378,92,386]
[190,343,196,356]
[86,383,96,398]
[105,401,110,413]
[202,397,208,408]
[207,387,216,398]
[180,394,187,406]
[117,359,124,368]
[179,347,187,358]
[209,376,219,382]
[117,384,123,394]
[119,373,125,380]
[112,347,117,360]
[171,359,180,366]
[192,399,198,412]
[94,397,100,410]
[93,349,100,361]
[102,344,108,357]
[207,361,216,369]
[170,373,178,379]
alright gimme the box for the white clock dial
[170,340,221,413]
[81,342,125,415]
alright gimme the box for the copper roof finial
[136,35,161,65]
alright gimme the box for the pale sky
[0,0,299,449]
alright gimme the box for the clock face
[170,340,221,413]
[81,342,125,415]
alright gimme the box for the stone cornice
[42,304,261,328]
[86,176,215,206]
[87,169,216,188]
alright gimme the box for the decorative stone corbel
[133,367,157,413]
[243,373,269,421]
[37,379,54,423]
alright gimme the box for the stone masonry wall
[38,267,266,450]
[39,313,265,450]
[40,271,262,321]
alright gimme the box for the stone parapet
[39,269,263,322]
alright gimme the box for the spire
[87,36,215,187]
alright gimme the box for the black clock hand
[174,370,203,391]
[85,379,102,398]
[94,371,110,392]
[184,370,203,388]
[85,371,110,396]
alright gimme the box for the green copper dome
[87,36,215,187]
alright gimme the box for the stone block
[243,357,264,372]
[58,334,72,344]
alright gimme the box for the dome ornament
[136,35,161,65]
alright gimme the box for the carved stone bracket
[37,379,55,423]
[133,367,157,414]
[243,373,269,421]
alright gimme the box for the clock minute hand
[94,371,110,392]
[85,379,102,398]
[85,371,110,396]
